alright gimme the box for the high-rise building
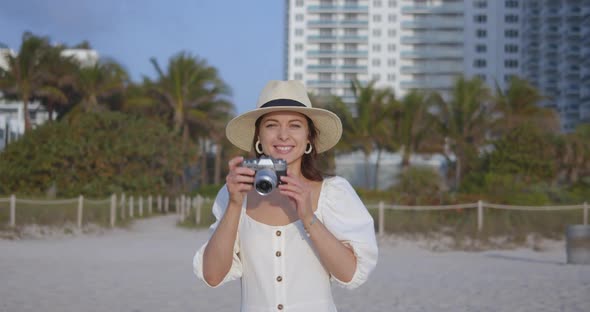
[285,0,590,131]
[521,0,590,131]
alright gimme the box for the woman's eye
[265,123,277,128]
[290,123,302,128]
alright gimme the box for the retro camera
[241,156,287,195]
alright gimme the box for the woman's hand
[278,172,314,224]
[225,156,255,207]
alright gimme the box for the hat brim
[226,106,342,154]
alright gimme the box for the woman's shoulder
[322,175,355,191]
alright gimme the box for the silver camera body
[241,156,287,195]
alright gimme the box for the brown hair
[252,114,324,182]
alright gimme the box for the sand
[0,215,589,312]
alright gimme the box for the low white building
[0,47,99,150]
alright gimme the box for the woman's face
[257,111,310,166]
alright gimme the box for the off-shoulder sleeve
[192,185,243,288]
[319,176,378,289]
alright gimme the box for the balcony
[307,5,368,13]
[401,4,463,14]
[400,79,454,89]
[401,19,464,30]
[400,49,463,59]
[306,50,369,57]
[400,33,463,44]
[306,65,368,73]
[400,63,463,74]
[307,19,368,28]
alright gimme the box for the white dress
[193,176,378,312]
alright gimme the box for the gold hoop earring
[255,140,264,154]
[305,143,313,154]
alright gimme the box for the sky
[0,0,285,114]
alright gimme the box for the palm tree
[395,90,438,170]
[147,52,230,143]
[347,79,395,189]
[494,76,559,132]
[72,59,129,113]
[431,76,495,189]
[146,52,232,187]
[0,32,58,132]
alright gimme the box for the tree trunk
[454,154,462,190]
[214,141,222,185]
[22,94,32,132]
[373,149,382,190]
[363,152,371,189]
[200,140,209,186]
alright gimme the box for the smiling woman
[192,80,378,312]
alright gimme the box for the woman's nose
[278,127,289,140]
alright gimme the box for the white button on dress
[194,176,378,312]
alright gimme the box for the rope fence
[366,200,588,236]
[1,195,587,235]
[0,194,208,229]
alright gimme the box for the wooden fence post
[195,196,202,225]
[157,195,162,213]
[120,193,126,220]
[139,197,144,217]
[148,196,153,215]
[129,196,134,218]
[584,202,588,226]
[10,194,16,227]
[477,200,483,232]
[110,194,116,227]
[378,201,384,236]
[77,195,84,229]
[164,197,169,213]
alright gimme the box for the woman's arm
[201,156,254,286]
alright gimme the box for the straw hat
[226,80,342,154]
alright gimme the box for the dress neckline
[242,177,330,227]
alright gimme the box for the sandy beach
[0,215,589,312]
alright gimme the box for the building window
[319,73,332,80]
[344,28,358,35]
[504,74,514,82]
[295,29,304,36]
[474,0,487,8]
[296,0,304,7]
[295,58,303,66]
[373,15,382,22]
[476,44,487,52]
[320,43,332,50]
[344,43,357,50]
[476,29,487,38]
[474,59,487,68]
[387,58,396,66]
[388,29,396,37]
[321,0,334,5]
[294,73,303,80]
[372,59,381,66]
[345,0,358,5]
[505,29,519,38]
[344,73,357,80]
[320,13,333,21]
[476,74,486,81]
[505,14,519,23]
[344,13,357,20]
[372,73,381,80]
[388,0,397,8]
[474,15,487,23]
[295,14,304,21]
[344,58,357,65]
[505,0,519,8]
[318,88,331,95]
[295,44,303,51]
[387,44,396,51]
[319,58,332,65]
[505,59,518,68]
[373,0,382,7]
[388,14,397,22]
[387,74,395,81]
[504,44,518,53]
[320,28,333,35]
[372,29,382,36]
[372,44,381,52]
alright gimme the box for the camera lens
[254,169,278,196]
[256,180,273,194]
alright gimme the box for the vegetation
[1,31,589,240]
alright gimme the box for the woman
[193,80,378,311]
